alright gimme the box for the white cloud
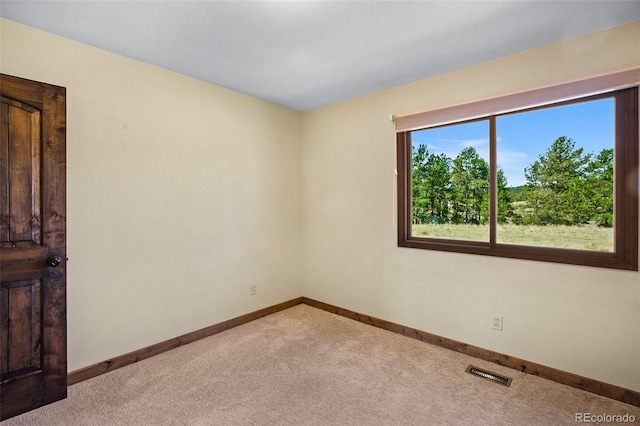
[498,149,529,187]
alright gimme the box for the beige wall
[301,20,640,391]
[0,19,303,372]
[2,17,639,392]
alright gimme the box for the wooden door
[0,74,66,420]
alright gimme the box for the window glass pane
[496,98,614,251]
[411,120,490,242]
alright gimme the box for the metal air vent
[466,365,512,387]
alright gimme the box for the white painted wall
[2,17,639,392]
[301,21,640,391]
[1,19,303,372]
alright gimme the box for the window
[396,72,638,270]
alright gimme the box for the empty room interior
[1,1,640,424]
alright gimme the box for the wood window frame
[396,70,639,270]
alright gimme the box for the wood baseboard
[301,297,640,407]
[68,295,639,408]
[67,297,303,385]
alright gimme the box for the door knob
[47,256,62,267]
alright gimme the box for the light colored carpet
[2,304,639,425]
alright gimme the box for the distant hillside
[507,185,525,195]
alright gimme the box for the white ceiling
[1,1,639,111]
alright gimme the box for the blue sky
[412,96,614,187]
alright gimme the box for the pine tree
[451,147,489,225]
[523,136,591,225]
[423,153,452,223]
[411,144,429,224]
[496,168,513,223]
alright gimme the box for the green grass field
[412,223,613,252]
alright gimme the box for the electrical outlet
[492,315,503,331]
[250,284,257,295]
